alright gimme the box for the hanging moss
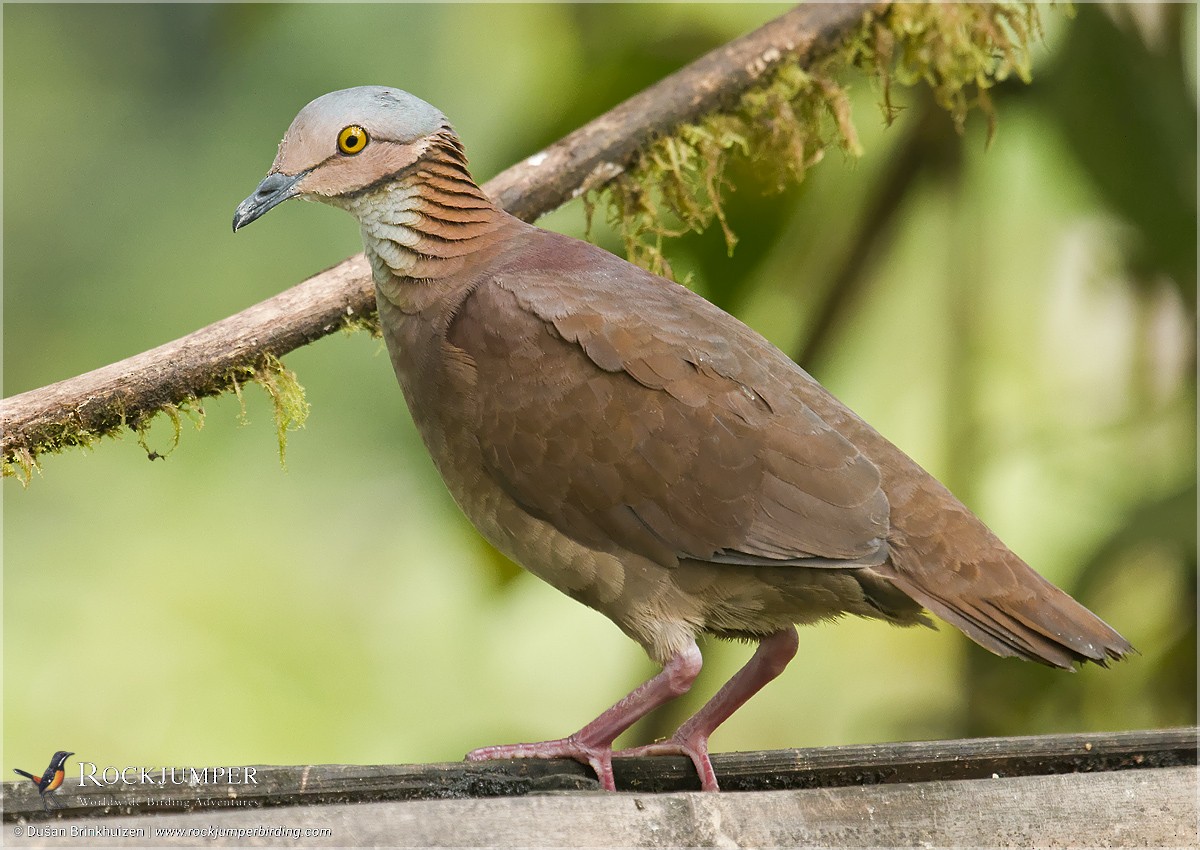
[861,3,1042,136]
[589,2,1042,278]
[341,310,383,339]
[133,398,206,462]
[253,354,311,468]
[212,353,311,469]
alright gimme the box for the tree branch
[1,3,879,475]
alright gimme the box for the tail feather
[886,569,1130,668]
[916,586,1060,665]
[982,592,1130,666]
[879,505,1135,669]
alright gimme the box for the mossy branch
[1,258,369,484]
[593,2,1042,278]
[1,2,1041,482]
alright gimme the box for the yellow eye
[337,125,369,155]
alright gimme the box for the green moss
[253,354,311,468]
[133,398,208,462]
[589,2,1043,278]
[2,404,116,484]
[342,311,383,339]
[4,447,37,486]
[854,3,1042,138]
[221,354,311,467]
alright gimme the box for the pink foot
[466,735,616,790]
[617,733,718,790]
[619,629,799,792]
[464,630,796,794]
[464,643,703,791]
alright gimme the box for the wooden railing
[4,728,1195,846]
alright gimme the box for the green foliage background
[4,4,1195,774]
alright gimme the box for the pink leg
[617,628,799,791]
[466,641,702,790]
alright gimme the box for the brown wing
[446,233,889,570]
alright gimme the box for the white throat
[332,180,427,281]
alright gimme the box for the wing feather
[446,234,890,571]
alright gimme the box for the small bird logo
[13,750,73,810]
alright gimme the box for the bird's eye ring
[337,125,369,155]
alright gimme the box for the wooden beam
[4,767,1195,848]
[4,727,1194,821]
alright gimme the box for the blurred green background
[4,4,1195,775]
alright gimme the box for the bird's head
[50,751,74,769]
[232,86,450,232]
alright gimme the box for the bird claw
[616,734,719,791]
[466,736,616,790]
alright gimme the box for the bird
[14,750,73,810]
[233,86,1133,791]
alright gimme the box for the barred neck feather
[344,129,510,282]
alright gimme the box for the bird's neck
[341,133,513,284]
